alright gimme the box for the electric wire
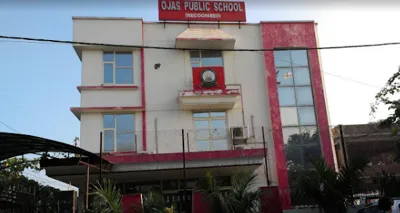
[2,35,400,51]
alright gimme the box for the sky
[1,0,400,188]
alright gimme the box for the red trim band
[141,20,147,151]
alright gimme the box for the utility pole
[339,125,349,168]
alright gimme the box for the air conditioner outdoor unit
[230,126,249,145]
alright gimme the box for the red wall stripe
[261,22,335,209]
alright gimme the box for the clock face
[201,70,216,83]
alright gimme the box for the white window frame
[190,51,224,67]
[103,113,135,152]
[103,52,134,85]
[193,112,228,151]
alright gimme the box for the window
[190,51,223,67]
[103,114,135,152]
[274,50,321,168]
[193,112,228,151]
[103,52,133,84]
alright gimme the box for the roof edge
[72,16,143,21]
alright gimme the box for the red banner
[158,0,246,22]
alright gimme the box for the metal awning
[0,132,108,164]
[176,28,236,49]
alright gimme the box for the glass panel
[104,130,114,152]
[276,68,294,86]
[211,127,227,139]
[285,146,303,167]
[194,120,210,139]
[280,107,299,126]
[116,133,135,152]
[293,68,311,86]
[211,119,226,129]
[116,114,134,132]
[298,107,316,125]
[194,120,208,129]
[295,86,313,105]
[300,126,320,144]
[278,87,296,106]
[290,50,308,67]
[196,140,211,151]
[104,63,113,84]
[103,114,115,128]
[103,52,114,62]
[115,68,133,84]
[213,139,228,150]
[274,50,291,67]
[193,113,209,118]
[115,53,133,67]
[210,112,226,117]
[190,51,200,61]
[282,127,300,145]
[303,144,322,166]
[191,62,200,68]
[201,51,223,66]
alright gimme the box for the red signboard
[158,0,246,22]
[192,66,226,90]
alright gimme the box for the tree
[196,171,260,213]
[290,157,368,213]
[90,179,123,213]
[373,170,398,197]
[0,157,40,183]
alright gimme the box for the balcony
[99,127,267,172]
[178,88,241,110]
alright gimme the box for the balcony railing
[101,126,269,154]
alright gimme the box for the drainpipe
[226,84,245,127]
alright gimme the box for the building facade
[45,15,334,211]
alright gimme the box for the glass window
[298,107,316,125]
[285,146,303,166]
[282,127,300,145]
[103,114,135,152]
[280,107,299,126]
[295,86,313,105]
[274,50,291,67]
[293,68,311,86]
[278,87,296,106]
[103,52,133,84]
[115,53,133,67]
[190,51,223,67]
[300,126,319,144]
[303,144,322,165]
[193,112,228,151]
[276,68,294,86]
[290,50,308,67]
[104,64,114,84]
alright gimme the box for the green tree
[373,170,398,197]
[290,157,368,213]
[90,179,123,213]
[196,171,260,213]
[0,157,40,183]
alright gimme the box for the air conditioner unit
[230,126,249,145]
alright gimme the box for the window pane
[274,50,291,67]
[282,127,300,145]
[298,107,316,125]
[116,132,135,152]
[213,139,228,151]
[103,114,115,128]
[300,126,320,144]
[290,50,308,66]
[191,62,200,68]
[278,87,296,106]
[280,107,299,126]
[196,140,211,151]
[201,51,222,58]
[190,51,200,61]
[104,130,114,152]
[115,53,133,67]
[193,113,209,118]
[194,120,208,129]
[115,68,133,84]
[194,120,210,138]
[103,52,114,62]
[293,68,311,86]
[210,112,226,117]
[201,51,223,66]
[211,120,226,129]
[285,145,303,167]
[303,144,322,166]
[295,87,314,105]
[104,64,113,84]
[116,114,134,132]
[211,126,227,139]
[276,68,294,86]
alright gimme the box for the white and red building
[43,1,335,211]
